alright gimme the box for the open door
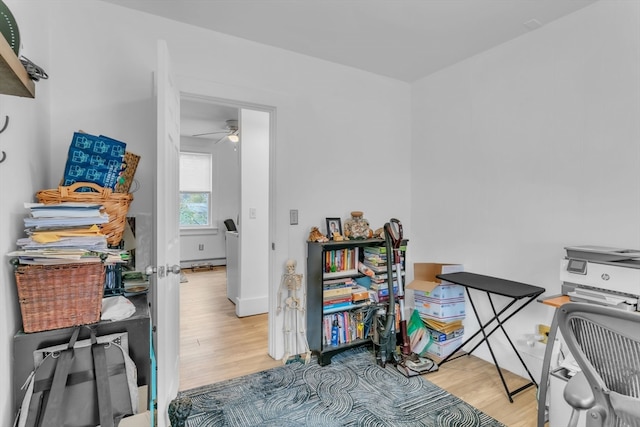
[152,39,181,427]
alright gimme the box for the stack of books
[362,246,406,272]
[323,278,355,311]
[362,246,388,273]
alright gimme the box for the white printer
[561,245,640,312]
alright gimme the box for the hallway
[179,267,280,390]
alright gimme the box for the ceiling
[101,0,597,82]
[181,100,238,142]
[100,0,598,137]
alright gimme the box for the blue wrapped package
[62,132,126,190]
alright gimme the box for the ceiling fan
[192,119,239,144]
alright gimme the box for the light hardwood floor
[179,268,539,427]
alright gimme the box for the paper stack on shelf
[121,271,149,296]
[8,202,128,265]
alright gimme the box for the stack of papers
[8,202,127,265]
[121,271,150,296]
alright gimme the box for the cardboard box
[422,318,464,334]
[427,326,464,342]
[414,298,466,320]
[406,263,464,300]
[426,336,463,358]
[119,411,150,427]
[119,386,150,427]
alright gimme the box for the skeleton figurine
[277,259,311,364]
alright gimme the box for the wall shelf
[0,34,34,98]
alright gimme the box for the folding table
[435,271,546,402]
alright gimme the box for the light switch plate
[290,209,298,225]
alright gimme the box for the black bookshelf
[306,238,406,366]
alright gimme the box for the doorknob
[145,265,181,277]
[167,264,181,275]
[145,265,165,277]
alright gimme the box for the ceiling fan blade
[192,130,228,137]
[214,135,228,144]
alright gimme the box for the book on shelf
[364,253,405,263]
[363,260,387,270]
[370,281,401,291]
[339,312,347,344]
[370,271,404,281]
[323,301,354,311]
[363,253,386,263]
[323,277,355,286]
[323,286,353,298]
[361,261,388,274]
[363,246,387,255]
[369,287,399,302]
[324,247,359,274]
[323,269,359,279]
[362,245,406,255]
[323,295,352,305]
[322,310,367,346]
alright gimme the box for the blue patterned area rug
[179,347,506,427]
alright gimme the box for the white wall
[0,1,50,422]
[410,0,640,378]
[237,109,270,316]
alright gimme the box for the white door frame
[177,79,282,358]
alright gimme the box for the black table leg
[439,290,539,402]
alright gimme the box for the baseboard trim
[235,295,268,317]
[180,259,226,269]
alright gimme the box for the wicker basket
[36,182,133,246]
[15,263,105,333]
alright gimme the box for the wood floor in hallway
[179,268,538,427]
[179,267,280,390]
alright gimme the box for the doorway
[178,94,275,388]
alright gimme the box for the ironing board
[435,271,546,402]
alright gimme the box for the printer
[561,245,640,312]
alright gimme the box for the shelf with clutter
[0,35,33,97]
[8,130,142,332]
[305,211,411,366]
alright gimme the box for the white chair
[558,302,640,427]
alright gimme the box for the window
[179,152,212,228]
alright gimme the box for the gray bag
[17,327,138,427]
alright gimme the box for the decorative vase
[344,211,371,239]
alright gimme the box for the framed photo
[326,218,342,239]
